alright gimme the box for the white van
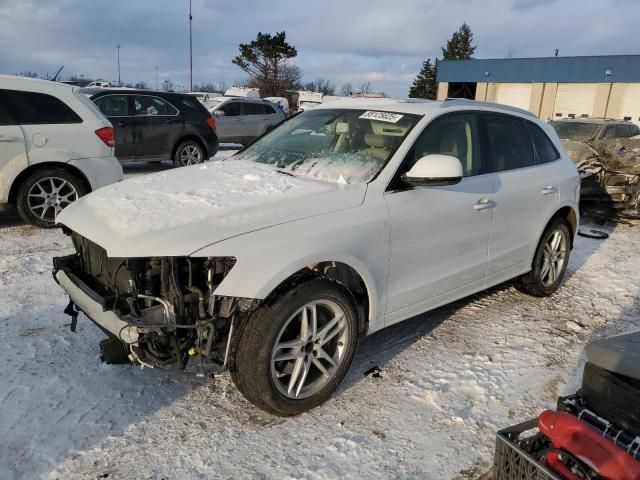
[0,75,123,227]
[224,86,260,99]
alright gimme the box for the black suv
[86,89,218,166]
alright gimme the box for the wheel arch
[550,205,578,248]
[171,135,208,161]
[8,162,92,205]
[219,256,377,336]
[528,204,578,269]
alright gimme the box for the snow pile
[78,159,332,237]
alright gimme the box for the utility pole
[117,44,121,86]
[189,0,193,91]
[155,65,159,90]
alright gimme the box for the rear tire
[516,219,571,297]
[174,139,205,167]
[16,168,86,228]
[231,277,359,416]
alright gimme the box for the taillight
[206,116,217,133]
[95,127,114,147]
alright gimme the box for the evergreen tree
[232,31,300,97]
[441,23,476,60]
[408,59,437,99]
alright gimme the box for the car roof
[0,74,78,94]
[550,117,630,125]
[86,88,192,98]
[312,97,538,119]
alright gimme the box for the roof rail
[442,98,537,118]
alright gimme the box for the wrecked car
[576,139,640,213]
[53,99,579,415]
[550,118,640,163]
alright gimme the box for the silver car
[207,97,285,144]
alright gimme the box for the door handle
[0,135,20,143]
[541,185,557,195]
[474,198,496,211]
[117,122,128,127]
[165,119,174,124]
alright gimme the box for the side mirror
[401,154,463,187]
[214,110,225,117]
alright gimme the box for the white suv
[0,75,123,227]
[53,98,579,415]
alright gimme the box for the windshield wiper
[274,169,296,177]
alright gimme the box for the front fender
[192,203,389,329]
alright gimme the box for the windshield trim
[229,108,423,185]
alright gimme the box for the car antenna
[52,65,64,82]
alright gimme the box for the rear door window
[2,89,82,124]
[482,114,536,173]
[615,125,631,138]
[264,104,277,114]
[527,122,560,163]
[0,96,15,125]
[220,101,242,116]
[133,96,178,116]
[245,102,266,115]
[93,95,129,116]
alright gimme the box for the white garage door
[553,83,597,118]
[495,83,532,111]
[621,84,640,125]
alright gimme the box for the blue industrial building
[435,55,640,122]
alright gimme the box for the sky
[0,0,638,97]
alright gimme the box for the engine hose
[577,229,609,240]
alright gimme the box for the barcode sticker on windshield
[359,111,404,123]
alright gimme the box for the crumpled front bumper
[55,269,139,344]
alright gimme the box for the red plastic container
[538,410,640,480]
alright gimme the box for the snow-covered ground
[1,155,639,479]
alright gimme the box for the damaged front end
[53,231,256,372]
[577,140,640,214]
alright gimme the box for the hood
[561,140,591,162]
[58,159,367,257]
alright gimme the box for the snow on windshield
[234,108,419,184]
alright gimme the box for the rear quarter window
[527,122,560,163]
[2,89,82,124]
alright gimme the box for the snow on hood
[57,160,366,257]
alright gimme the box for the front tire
[231,277,360,416]
[516,219,571,297]
[16,168,86,228]
[174,139,205,167]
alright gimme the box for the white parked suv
[0,75,123,227]
[53,98,579,415]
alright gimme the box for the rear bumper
[55,269,139,344]
[68,155,123,191]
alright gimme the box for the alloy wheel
[271,300,349,400]
[180,144,203,165]
[540,229,568,288]
[27,177,78,222]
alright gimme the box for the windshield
[233,109,420,184]
[550,121,601,142]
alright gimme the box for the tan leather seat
[359,133,389,161]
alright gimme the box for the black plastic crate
[494,419,561,480]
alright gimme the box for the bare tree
[359,82,372,94]
[162,79,175,92]
[298,78,335,95]
[340,82,353,97]
[134,81,148,90]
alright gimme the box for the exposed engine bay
[53,231,256,373]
